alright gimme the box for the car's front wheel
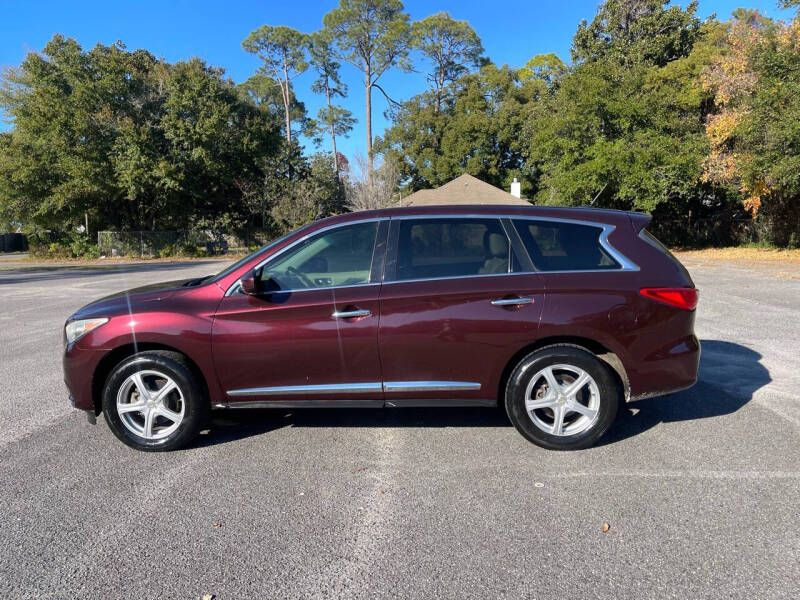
[505,346,620,450]
[102,351,208,451]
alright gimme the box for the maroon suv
[63,205,699,451]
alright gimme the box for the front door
[212,220,387,406]
[378,217,544,406]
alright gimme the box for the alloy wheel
[524,364,601,436]
[116,370,185,440]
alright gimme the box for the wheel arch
[92,342,210,414]
[498,336,630,405]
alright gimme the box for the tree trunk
[282,82,292,144]
[326,84,338,174]
[282,62,292,144]
[365,70,373,181]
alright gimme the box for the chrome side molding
[227,382,382,397]
[226,380,482,397]
[383,381,481,392]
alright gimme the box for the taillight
[639,287,698,310]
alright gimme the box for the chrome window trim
[225,217,389,296]
[386,213,639,280]
[509,215,640,273]
[227,382,383,397]
[383,381,481,392]
[226,212,639,296]
[226,380,482,397]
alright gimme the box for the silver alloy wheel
[116,370,185,440]
[524,364,600,436]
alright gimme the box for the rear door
[377,216,544,406]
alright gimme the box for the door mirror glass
[240,269,261,295]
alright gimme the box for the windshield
[210,229,299,283]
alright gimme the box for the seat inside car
[479,232,509,274]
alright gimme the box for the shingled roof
[402,173,529,206]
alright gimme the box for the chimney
[510,177,521,199]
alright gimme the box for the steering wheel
[286,266,314,288]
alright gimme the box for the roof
[401,173,530,206]
[315,204,648,231]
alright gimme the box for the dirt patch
[673,247,800,266]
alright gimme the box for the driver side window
[260,221,379,291]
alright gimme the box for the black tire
[505,346,620,450]
[102,351,209,451]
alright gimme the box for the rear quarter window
[513,219,620,272]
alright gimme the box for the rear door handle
[331,309,371,319]
[491,296,534,307]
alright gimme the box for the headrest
[486,232,508,258]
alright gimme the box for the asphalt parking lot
[0,257,798,599]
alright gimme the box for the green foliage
[701,12,800,245]
[524,6,739,245]
[323,0,411,169]
[242,26,310,143]
[572,0,703,67]
[0,36,280,237]
[238,73,311,140]
[270,152,342,233]
[411,12,484,111]
[378,64,536,195]
[308,31,356,170]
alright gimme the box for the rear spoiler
[628,212,651,234]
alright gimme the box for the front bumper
[63,342,106,413]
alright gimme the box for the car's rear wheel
[505,346,619,450]
[102,351,208,451]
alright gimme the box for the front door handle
[491,296,534,307]
[331,308,372,319]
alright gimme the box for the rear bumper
[628,334,701,400]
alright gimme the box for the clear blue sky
[0,0,794,162]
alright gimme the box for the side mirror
[239,269,261,296]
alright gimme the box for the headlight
[65,318,109,344]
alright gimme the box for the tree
[238,73,311,141]
[411,12,484,113]
[345,152,400,211]
[0,35,279,236]
[242,25,310,144]
[271,153,341,232]
[323,0,411,175]
[523,4,737,245]
[308,31,356,174]
[518,53,568,89]
[572,0,703,67]
[702,10,800,245]
[377,64,535,194]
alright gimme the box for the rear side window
[394,218,513,281]
[513,219,620,272]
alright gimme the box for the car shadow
[196,405,513,447]
[195,339,768,448]
[600,339,770,445]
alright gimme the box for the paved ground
[0,257,798,600]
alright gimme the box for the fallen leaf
[601,523,610,533]
[213,523,221,529]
